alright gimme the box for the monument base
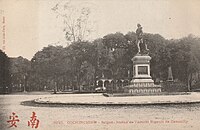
[124,54,162,94]
[124,82,162,94]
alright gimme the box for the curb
[33,98,200,106]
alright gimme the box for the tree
[183,35,200,90]
[101,33,130,79]
[31,42,98,92]
[187,53,200,91]
[52,1,95,44]
[66,41,97,91]
[9,56,31,92]
[166,35,200,91]
[31,45,66,91]
[0,50,10,93]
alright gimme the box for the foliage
[9,56,31,91]
[7,32,200,92]
[168,36,200,85]
[52,1,95,43]
[0,50,10,93]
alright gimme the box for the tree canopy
[3,32,200,92]
[0,50,10,93]
[26,32,200,91]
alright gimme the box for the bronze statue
[136,24,149,54]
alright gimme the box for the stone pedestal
[124,54,162,94]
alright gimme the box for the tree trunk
[187,73,192,91]
[54,81,57,94]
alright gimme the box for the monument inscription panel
[138,66,148,75]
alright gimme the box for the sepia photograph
[0,0,200,130]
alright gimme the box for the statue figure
[136,24,149,54]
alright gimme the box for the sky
[0,0,200,60]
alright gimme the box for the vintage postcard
[0,0,200,130]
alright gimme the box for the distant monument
[124,24,162,94]
[167,66,173,81]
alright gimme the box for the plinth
[124,54,162,94]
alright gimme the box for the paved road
[1,92,200,130]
